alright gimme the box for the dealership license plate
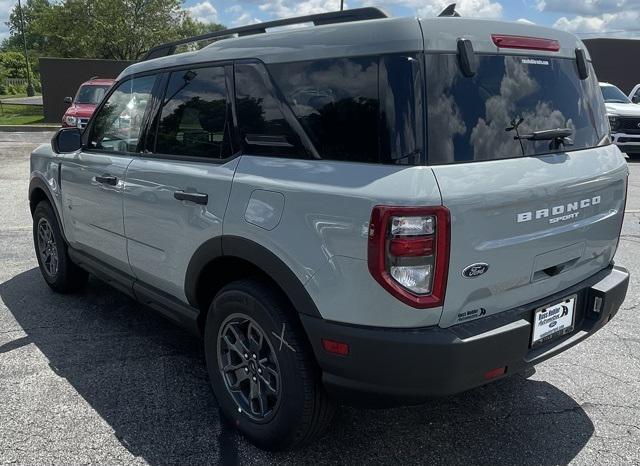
[531,295,576,347]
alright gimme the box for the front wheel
[32,201,88,293]
[204,279,335,451]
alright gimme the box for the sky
[183,0,640,37]
[1,0,639,43]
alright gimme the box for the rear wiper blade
[515,128,573,141]
[514,127,574,150]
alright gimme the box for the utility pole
[17,0,35,97]
[340,0,344,11]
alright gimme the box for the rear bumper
[301,265,629,406]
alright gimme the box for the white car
[629,84,640,104]
[600,82,640,157]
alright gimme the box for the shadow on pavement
[1,268,594,465]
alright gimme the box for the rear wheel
[32,201,88,293]
[204,279,335,451]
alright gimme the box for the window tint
[90,76,155,152]
[155,67,232,159]
[379,55,424,165]
[425,54,609,164]
[234,63,306,157]
[270,56,380,163]
[270,54,423,165]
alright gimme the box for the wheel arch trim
[184,235,322,318]
[29,176,68,243]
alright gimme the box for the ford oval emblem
[462,263,489,278]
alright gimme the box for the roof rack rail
[142,7,388,61]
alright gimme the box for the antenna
[439,3,461,17]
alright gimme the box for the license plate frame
[531,294,577,347]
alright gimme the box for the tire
[32,200,88,293]
[205,279,336,451]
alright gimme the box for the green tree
[0,51,39,78]
[2,0,52,55]
[2,0,226,60]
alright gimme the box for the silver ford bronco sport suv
[29,6,629,451]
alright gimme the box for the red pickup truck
[62,78,114,129]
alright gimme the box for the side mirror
[633,95,640,104]
[63,96,73,104]
[52,127,82,153]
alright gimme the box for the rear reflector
[491,34,560,52]
[484,366,507,380]
[322,339,349,356]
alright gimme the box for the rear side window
[155,66,232,159]
[234,63,307,157]
[270,54,423,165]
[270,57,379,164]
[425,54,609,164]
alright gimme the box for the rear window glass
[425,54,609,164]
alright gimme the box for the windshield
[75,84,110,104]
[425,54,608,164]
[600,85,631,104]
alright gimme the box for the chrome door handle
[95,174,117,186]
[174,190,208,205]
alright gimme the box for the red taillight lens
[491,34,560,52]
[389,237,434,257]
[368,206,450,309]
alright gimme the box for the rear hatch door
[422,52,628,328]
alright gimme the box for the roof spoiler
[141,7,388,61]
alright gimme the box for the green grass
[0,103,44,125]
[0,93,30,100]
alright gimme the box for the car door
[123,64,239,300]
[60,75,157,272]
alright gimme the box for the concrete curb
[0,125,58,132]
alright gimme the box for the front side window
[155,66,232,159]
[89,76,155,152]
[425,54,609,164]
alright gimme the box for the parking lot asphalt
[0,132,639,465]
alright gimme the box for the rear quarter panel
[224,155,445,327]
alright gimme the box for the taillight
[368,206,450,309]
[491,34,560,52]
